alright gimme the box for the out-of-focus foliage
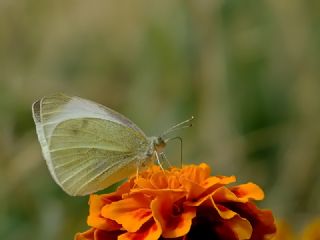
[0,0,319,239]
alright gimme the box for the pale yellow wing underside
[32,93,150,196]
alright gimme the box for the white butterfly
[32,93,192,196]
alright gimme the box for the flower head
[75,163,276,240]
[270,220,294,240]
[300,218,320,240]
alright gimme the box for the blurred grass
[0,0,319,239]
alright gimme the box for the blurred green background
[1,0,320,239]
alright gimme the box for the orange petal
[185,187,239,208]
[180,163,211,183]
[74,228,95,240]
[203,214,252,240]
[201,176,237,196]
[182,176,237,201]
[89,195,109,216]
[167,175,180,189]
[180,176,206,200]
[87,195,121,231]
[204,175,237,188]
[118,219,162,240]
[94,229,123,240]
[150,171,168,189]
[184,191,212,207]
[227,202,276,239]
[101,194,152,232]
[272,220,294,240]
[226,215,253,240]
[131,188,186,197]
[213,203,238,220]
[300,218,320,240]
[230,183,264,201]
[135,177,155,189]
[185,193,237,220]
[116,179,135,195]
[152,195,196,238]
[213,187,248,203]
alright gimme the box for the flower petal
[226,215,253,240]
[226,202,276,239]
[131,188,186,197]
[152,194,196,238]
[205,175,237,187]
[184,192,211,207]
[150,171,168,189]
[118,219,162,240]
[74,228,95,240]
[201,176,237,196]
[185,186,239,208]
[116,179,135,195]
[181,163,211,183]
[272,220,294,240]
[101,194,152,232]
[213,186,251,203]
[94,229,123,240]
[213,203,238,220]
[181,175,237,200]
[135,177,155,189]
[230,183,264,201]
[300,218,320,240]
[189,206,239,239]
[180,177,206,200]
[87,195,121,231]
[167,175,180,189]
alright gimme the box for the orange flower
[271,220,295,240]
[75,163,276,240]
[300,218,320,240]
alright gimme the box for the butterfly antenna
[161,116,194,137]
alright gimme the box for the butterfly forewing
[32,93,150,196]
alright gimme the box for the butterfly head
[152,136,167,153]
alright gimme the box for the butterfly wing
[32,93,150,196]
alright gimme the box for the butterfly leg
[159,152,172,168]
[131,159,143,190]
[135,166,139,181]
[155,151,165,171]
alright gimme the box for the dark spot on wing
[72,128,80,135]
[81,119,89,128]
[72,119,89,135]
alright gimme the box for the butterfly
[32,93,193,196]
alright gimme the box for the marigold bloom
[300,218,320,240]
[75,163,276,240]
[271,220,294,240]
